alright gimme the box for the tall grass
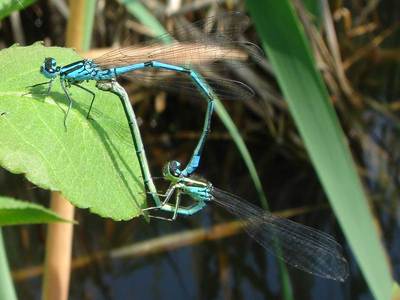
[247,1,392,299]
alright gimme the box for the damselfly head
[162,160,181,180]
[40,57,60,79]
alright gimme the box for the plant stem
[42,0,96,298]
[42,193,75,300]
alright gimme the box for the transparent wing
[93,12,263,101]
[211,188,349,281]
[94,12,263,68]
[94,42,259,69]
[119,70,255,101]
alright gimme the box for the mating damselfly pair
[29,12,348,282]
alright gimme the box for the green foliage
[0,194,68,300]
[0,230,16,300]
[121,0,172,43]
[82,0,96,51]
[0,196,72,225]
[0,43,146,220]
[0,0,35,20]
[247,1,392,299]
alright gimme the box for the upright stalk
[42,1,96,299]
[42,194,74,300]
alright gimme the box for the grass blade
[247,1,392,299]
[0,229,17,300]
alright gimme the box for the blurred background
[1,0,399,299]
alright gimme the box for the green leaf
[0,196,72,225]
[247,1,392,299]
[0,43,146,220]
[0,0,36,20]
[0,229,17,300]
